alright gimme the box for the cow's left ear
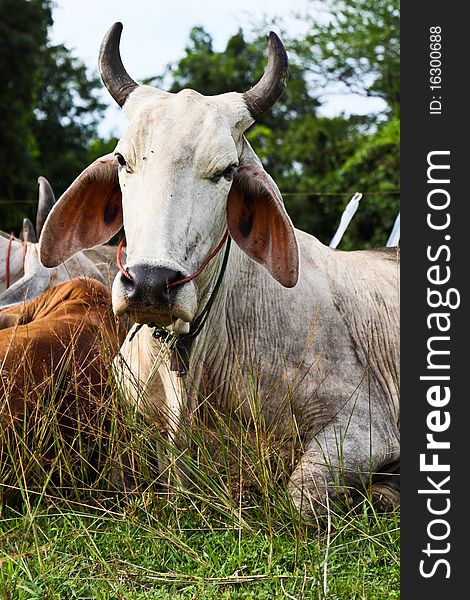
[227,164,299,287]
[39,154,122,267]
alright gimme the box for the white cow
[40,23,400,516]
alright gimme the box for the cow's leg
[156,365,189,483]
[288,416,400,518]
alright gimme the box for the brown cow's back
[0,277,125,428]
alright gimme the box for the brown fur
[0,278,125,436]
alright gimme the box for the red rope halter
[116,230,229,288]
[116,236,132,281]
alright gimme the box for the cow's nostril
[167,270,184,289]
[120,271,135,293]
[122,265,184,307]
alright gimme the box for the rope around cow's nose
[116,236,132,281]
[116,229,229,288]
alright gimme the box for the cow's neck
[183,241,271,381]
[148,234,232,376]
[187,231,330,379]
[148,232,333,412]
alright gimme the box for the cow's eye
[212,164,238,182]
[222,164,238,181]
[115,153,127,168]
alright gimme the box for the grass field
[0,363,399,599]
[0,499,399,599]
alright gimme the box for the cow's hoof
[370,481,400,511]
[288,478,353,520]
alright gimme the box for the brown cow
[0,278,126,492]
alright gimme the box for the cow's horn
[36,176,55,238]
[99,22,139,107]
[22,218,37,244]
[243,32,289,120]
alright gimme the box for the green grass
[0,352,399,599]
[0,497,399,599]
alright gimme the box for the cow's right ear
[39,154,122,267]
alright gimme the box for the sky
[50,0,385,137]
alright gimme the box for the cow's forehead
[119,87,251,159]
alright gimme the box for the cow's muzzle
[121,265,182,307]
[113,263,197,325]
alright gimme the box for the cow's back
[0,278,125,427]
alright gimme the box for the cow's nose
[121,265,183,308]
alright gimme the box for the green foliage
[285,0,400,247]
[0,0,104,233]
[32,43,105,196]
[0,0,51,229]
[297,0,400,116]
[335,116,399,247]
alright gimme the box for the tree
[0,0,51,228]
[295,0,400,117]
[0,0,105,233]
[32,43,105,196]
[287,0,400,247]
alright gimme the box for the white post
[386,212,400,247]
[329,192,363,249]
